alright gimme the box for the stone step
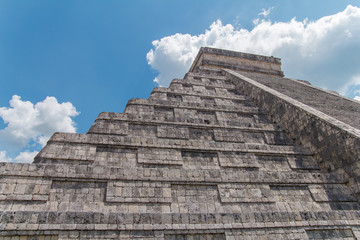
[150,87,246,101]
[238,71,360,130]
[87,120,291,147]
[1,228,359,240]
[168,80,242,99]
[186,69,226,79]
[1,211,360,229]
[171,76,233,89]
[189,66,225,74]
[88,124,291,146]
[35,141,312,169]
[124,98,264,115]
[0,163,347,184]
[88,118,280,136]
[93,112,274,129]
[43,133,310,156]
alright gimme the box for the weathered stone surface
[1,47,360,238]
[218,184,274,203]
[0,177,51,202]
[106,181,172,203]
[224,68,360,199]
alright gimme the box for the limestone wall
[1,49,360,239]
[225,69,360,200]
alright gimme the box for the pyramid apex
[190,47,284,76]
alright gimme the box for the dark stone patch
[167,93,183,101]
[189,128,215,141]
[52,181,106,189]
[306,228,355,239]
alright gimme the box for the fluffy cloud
[13,151,39,163]
[0,150,38,164]
[0,150,12,163]
[147,5,360,99]
[0,95,79,163]
[0,95,79,148]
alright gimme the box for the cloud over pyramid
[1,47,360,239]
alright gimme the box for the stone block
[157,125,189,139]
[0,178,51,202]
[306,228,355,239]
[106,181,172,203]
[309,185,357,202]
[181,151,219,170]
[137,147,183,166]
[214,129,244,142]
[36,143,96,162]
[88,120,128,135]
[287,155,320,170]
[218,152,258,168]
[218,184,274,203]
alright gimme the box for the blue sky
[1,0,360,162]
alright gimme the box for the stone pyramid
[1,47,360,239]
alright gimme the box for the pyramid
[1,47,360,239]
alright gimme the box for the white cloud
[0,150,38,163]
[0,150,12,163]
[14,150,39,163]
[0,95,79,163]
[147,5,360,97]
[340,74,360,96]
[258,7,274,17]
[354,96,360,101]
